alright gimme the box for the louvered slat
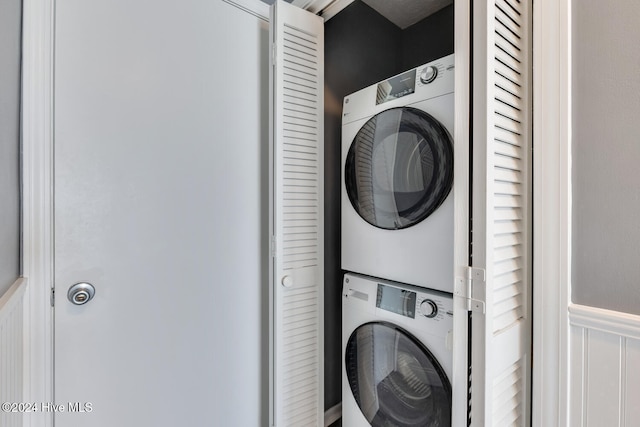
[493,282,522,304]
[495,59,521,88]
[494,126,522,147]
[492,0,526,328]
[495,168,522,184]
[0,280,26,427]
[494,232,523,249]
[494,152,521,170]
[492,358,525,426]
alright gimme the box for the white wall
[572,0,640,315]
[0,0,22,296]
[570,2,640,425]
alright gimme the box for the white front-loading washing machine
[342,273,453,427]
[341,54,455,293]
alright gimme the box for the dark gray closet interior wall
[324,0,454,416]
[0,0,22,296]
[572,0,640,315]
[324,1,400,414]
[401,4,454,71]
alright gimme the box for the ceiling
[288,0,454,29]
[360,0,453,29]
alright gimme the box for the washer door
[345,107,453,230]
[345,322,451,427]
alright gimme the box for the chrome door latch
[67,282,96,305]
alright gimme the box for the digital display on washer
[376,284,416,318]
[376,69,416,105]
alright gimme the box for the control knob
[420,299,438,318]
[420,66,438,84]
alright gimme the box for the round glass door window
[345,107,454,230]
[345,322,451,427]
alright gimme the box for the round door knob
[420,299,438,318]
[420,66,438,84]
[68,282,96,305]
[281,275,293,288]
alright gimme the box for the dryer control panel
[342,53,455,125]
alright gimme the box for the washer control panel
[344,273,454,337]
[346,273,453,322]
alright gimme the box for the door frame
[20,0,571,426]
[531,0,572,425]
[21,0,55,426]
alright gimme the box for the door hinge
[270,235,277,258]
[454,267,486,313]
[50,287,55,307]
[272,45,277,64]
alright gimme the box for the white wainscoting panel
[569,304,640,427]
[0,278,27,427]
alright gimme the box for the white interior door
[467,0,533,425]
[54,1,270,426]
[269,1,324,426]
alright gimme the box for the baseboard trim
[569,303,640,340]
[324,402,342,427]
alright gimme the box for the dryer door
[345,322,452,427]
[345,106,454,230]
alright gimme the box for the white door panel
[469,0,533,425]
[269,1,324,425]
[54,1,269,425]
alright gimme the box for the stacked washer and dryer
[341,54,456,427]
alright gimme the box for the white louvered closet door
[269,1,324,426]
[470,0,532,426]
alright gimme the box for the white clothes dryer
[342,273,453,427]
[341,54,455,292]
